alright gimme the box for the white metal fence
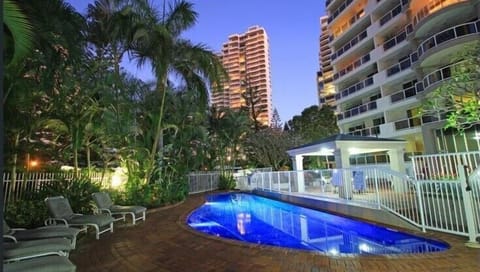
[411,151,480,181]
[188,168,273,194]
[250,153,480,243]
[187,172,220,194]
[2,171,112,211]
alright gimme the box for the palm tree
[129,0,225,182]
[4,0,86,178]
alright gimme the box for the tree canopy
[422,42,480,132]
[287,105,339,143]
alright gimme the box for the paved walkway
[70,193,480,272]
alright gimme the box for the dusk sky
[68,0,326,122]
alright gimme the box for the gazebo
[287,134,407,173]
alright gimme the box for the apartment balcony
[326,0,344,9]
[369,0,399,14]
[337,100,379,123]
[368,0,409,37]
[347,126,381,137]
[333,53,375,85]
[416,20,480,67]
[328,0,354,24]
[389,83,423,105]
[331,12,371,49]
[412,0,474,38]
[420,62,457,94]
[374,54,416,85]
[334,76,376,102]
[331,29,370,63]
[371,25,411,63]
[380,113,445,138]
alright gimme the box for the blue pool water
[187,193,449,255]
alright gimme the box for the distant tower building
[317,16,335,108]
[212,25,272,126]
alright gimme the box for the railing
[329,9,365,42]
[328,0,354,23]
[188,172,220,194]
[413,0,467,27]
[383,28,408,51]
[251,152,480,240]
[386,56,412,77]
[412,152,480,181]
[347,126,381,137]
[251,167,421,227]
[390,81,423,103]
[3,171,113,211]
[379,0,408,26]
[337,100,378,121]
[335,76,374,101]
[331,30,368,61]
[411,152,480,240]
[421,62,461,91]
[333,53,371,81]
[417,20,480,59]
[393,113,445,131]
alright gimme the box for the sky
[67,0,326,123]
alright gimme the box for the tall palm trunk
[146,75,168,183]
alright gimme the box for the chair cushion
[4,238,73,259]
[13,226,81,242]
[92,192,113,209]
[3,255,76,272]
[46,197,74,219]
[110,205,146,214]
[68,214,114,227]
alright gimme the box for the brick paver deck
[70,193,480,272]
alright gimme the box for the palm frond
[3,0,34,66]
[164,0,197,36]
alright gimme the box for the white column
[388,148,407,192]
[291,156,305,192]
[334,148,352,199]
[334,148,350,169]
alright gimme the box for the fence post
[288,172,291,193]
[374,168,381,209]
[458,162,480,248]
[414,178,427,232]
[269,172,272,191]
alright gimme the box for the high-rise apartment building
[212,26,272,126]
[318,16,335,107]
[322,0,480,156]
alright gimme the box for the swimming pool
[187,193,449,255]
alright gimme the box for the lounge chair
[3,219,83,248]
[3,255,76,272]
[3,237,73,262]
[92,192,146,225]
[45,196,114,240]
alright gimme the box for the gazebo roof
[287,134,406,157]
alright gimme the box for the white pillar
[291,156,305,192]
[388,148,407,192]
[334,148,350,169]
[333,148,352,199]
[388,148,406,173]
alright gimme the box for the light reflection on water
[187,193,449,255]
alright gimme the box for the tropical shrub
[4,198,48,228]
[218,174,236,190]
[4,175,101,228]
[39,175,101,214]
